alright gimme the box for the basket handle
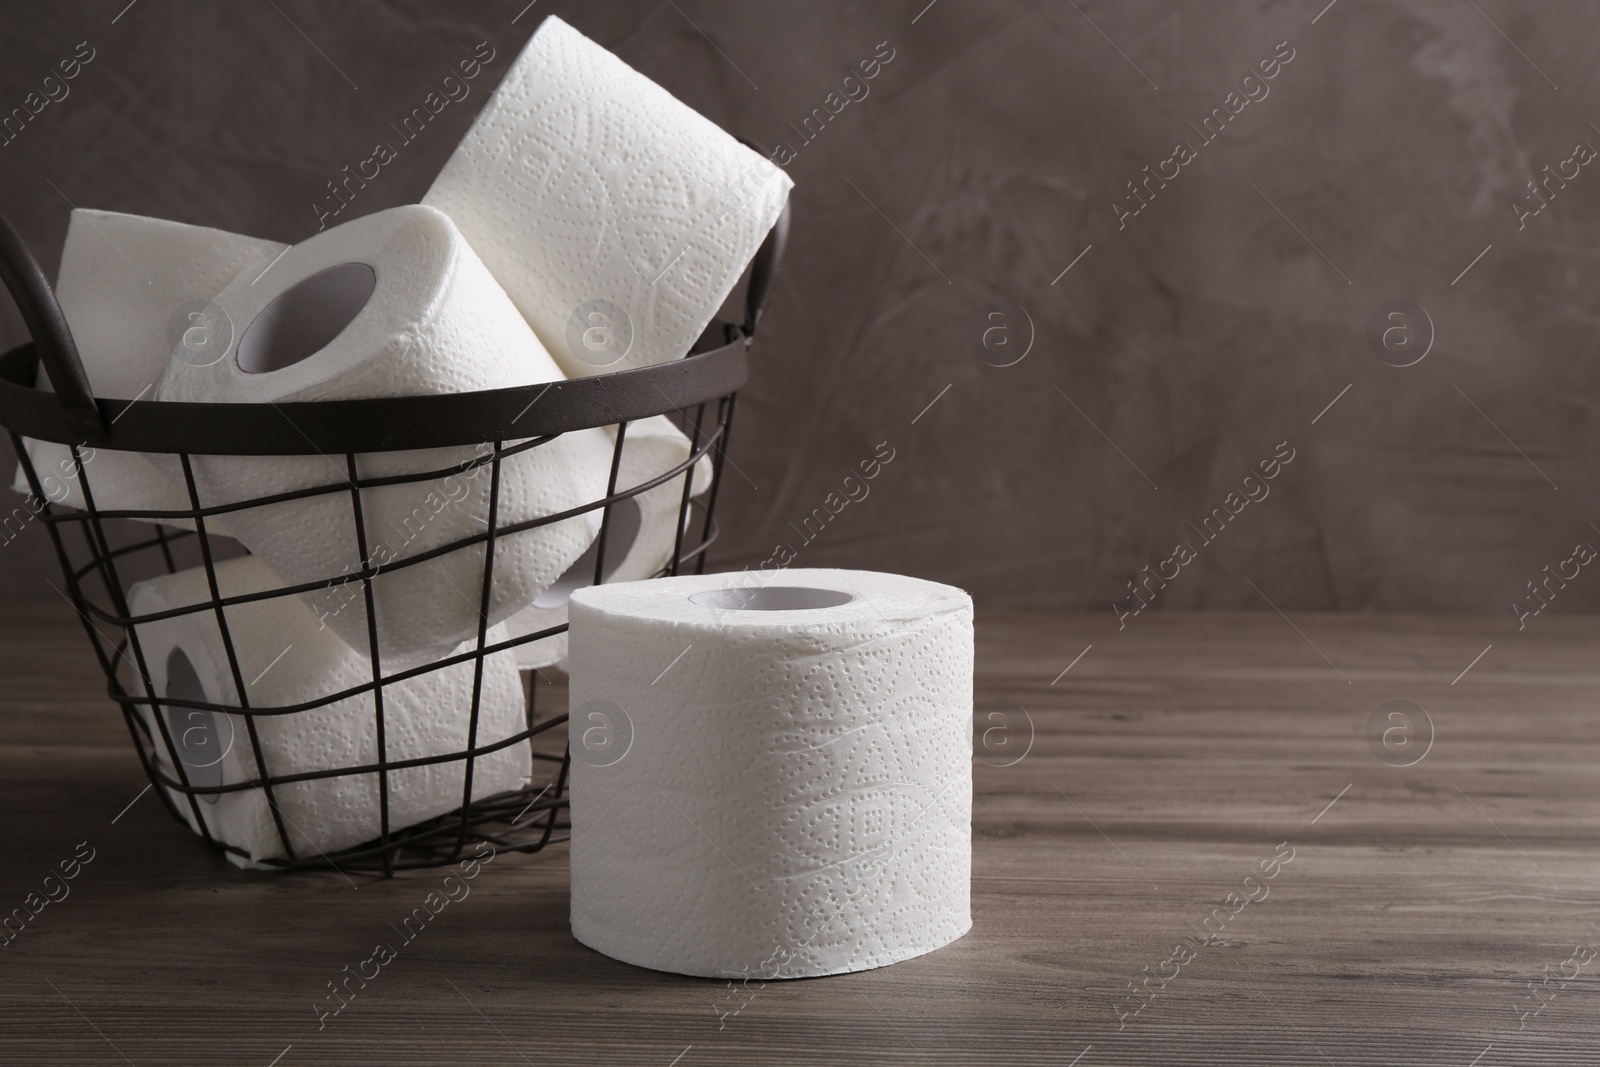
[745,197,790,338]
[736,138,791,339]
[0,213,103,439]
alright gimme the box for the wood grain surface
[0,599,1596,1066]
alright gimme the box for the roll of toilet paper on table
[153,204,614,666]
[422,15,793,378]
[501,415,713,670]
[567,568,973,978]
[129,555,531,867]
[12,209,285,527]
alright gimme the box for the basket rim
[0,193,785,457]
[0,329,748,455]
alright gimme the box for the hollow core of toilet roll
[162,648,231,802]
[235,262,377,374]
[686,586,856,611]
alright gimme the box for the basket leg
[669,406,703,578]
[454,440,504,859]
[591,421,628,586]
[694,393,739,576]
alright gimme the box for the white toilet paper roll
[12,209,285,526]
[129,555,532,867]
[153,205,614,666]
[567,568,973,978]
[422,15,792,378]
[502,415,713,669]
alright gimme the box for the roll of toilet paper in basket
[566,568,973,979]
[153,204,614,665]
[422,15,792,378]
[501,415,713,669]
[12,209,285,526]
[128,555,531,867]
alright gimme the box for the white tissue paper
[422,15,792,378]
[567,568,973,978]
[12,209,285,526]
[502,415,713,669]
[153,204,614,666]
[128,554,531,868]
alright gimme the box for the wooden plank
[0,600,1595,1065]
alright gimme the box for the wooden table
[1,600,1595,1066]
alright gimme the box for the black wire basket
[0,204,787,875]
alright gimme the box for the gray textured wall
[1,0,1597,619]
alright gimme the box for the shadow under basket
[0,203,788,874]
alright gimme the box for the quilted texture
[422,15,792,377]
[567,568,972,978]
[501,414,714,669]
[153,205,614,666]
[13,209,284,524]
[129,555,530,866]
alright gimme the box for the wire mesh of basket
[0,203,788,874]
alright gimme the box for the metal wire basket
[0,204,787,874]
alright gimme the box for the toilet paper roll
[567,568,973,978]
[422,15,792,378]
[12,209,285,527]
[153,205,614,666]
[129,554,532,867]
[502,415,713,669]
